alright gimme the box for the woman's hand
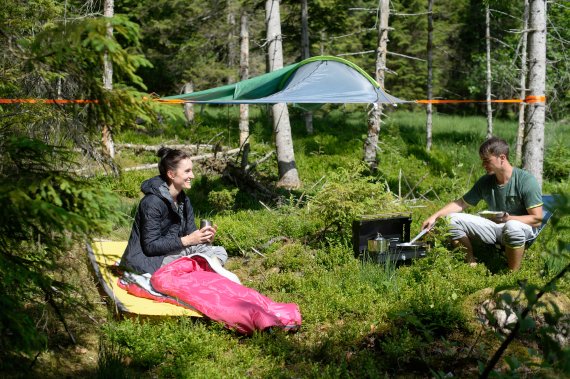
[181,225,217,246]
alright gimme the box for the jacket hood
[141,176,173,203]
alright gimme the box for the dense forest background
[112,0,570,119]
[5,1,569,117]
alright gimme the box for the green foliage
[307,163,400,242]
[23,14,158,133]
[102,318,276,378]
[97,338,135,379]
[0,136,122,360]
[393,252,479,338]
[208,188,239,213]
[264,243,315,273]
[98,170,153,199]
[213,206,321,256]
[544,141,570,182]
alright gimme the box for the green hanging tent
[162,56,408,105]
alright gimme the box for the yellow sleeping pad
[87,240,202,317]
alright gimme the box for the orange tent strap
[416,99,522,104]
[154,99,187,104]
[524,95,546,103]
[0,99,98,104]
[416,96,546,104]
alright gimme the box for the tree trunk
[102,0,115,159]
[239,12,250,168]
[227,1,236,84]
[301,0,313,135]
[183,82,194,125]
[485,4,493,139]
[364,0,390,170]
[523,0,547,187]
[515,0,529,166]
[266,0,301,189]
[425,0,434,152]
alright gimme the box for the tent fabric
[162,56,408,105]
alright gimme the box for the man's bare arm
[499,206,543,228]
[421,199,469,230]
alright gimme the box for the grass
[21,106,570,378]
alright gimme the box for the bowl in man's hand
[478,210,505,220]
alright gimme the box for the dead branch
[116,143,221,153]
[225,232,247,256]
[123,148,241,172]
[258,200,272,211]
[223,161,281,203]
[250,247,266,257]
[123,163,157,172]
[403,173,429,200]
[245,150,275,173]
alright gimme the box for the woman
[120,147,228,274]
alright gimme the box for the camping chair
[525,194,556,248]
[494,194,556,251]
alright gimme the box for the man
[421,137,543,271]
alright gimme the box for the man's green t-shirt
[462,168,542,215]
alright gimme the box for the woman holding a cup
[120,147,228,274]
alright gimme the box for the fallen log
[116,143,224,153]
[123,148,241,172]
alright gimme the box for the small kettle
[368,232,389,254]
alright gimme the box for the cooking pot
[368,233,389,253]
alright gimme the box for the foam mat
[87,240,202,317]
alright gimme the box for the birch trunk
[239,12,250,168]
[227,1,236,84]
[301,0,313,135]
[485,4,493,139]
[515,0,529,165]
[523,0,547,187]
[364,0,389,170]
[425,0,434,152]
[183,82,194,124]
[266,0,300,189]
[102,0,115,159]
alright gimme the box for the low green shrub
[544,141,570,182]
[208,188,239,213]
[307,163,401,244]
[264,243,315,273]
[314,244,358,270]
[97,170,152,199]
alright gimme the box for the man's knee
[502,221,526,248]
[448,213,468,240]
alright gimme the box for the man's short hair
[479,136,509,160]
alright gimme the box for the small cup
[200,219,212,229]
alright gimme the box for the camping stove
[352,213,427,264]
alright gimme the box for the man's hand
[495,212,509,223]
[421,199,468,231]
[421,216,438,231]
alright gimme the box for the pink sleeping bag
[150,256,302,334]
